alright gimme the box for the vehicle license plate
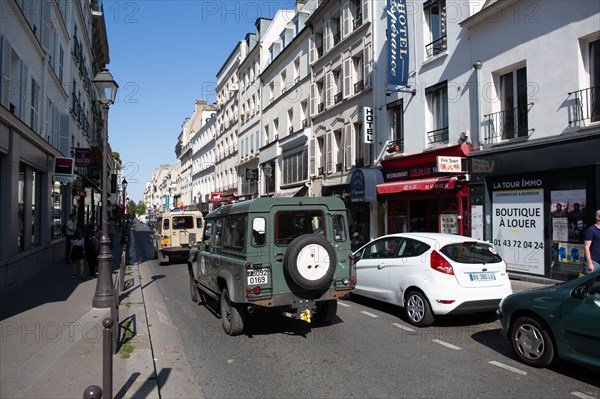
[247,269,269,285]
[469,273,496,281]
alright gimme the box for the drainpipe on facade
[472,60,482,150]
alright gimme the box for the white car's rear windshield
[440,242,503,264]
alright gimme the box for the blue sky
[104,1,295,202]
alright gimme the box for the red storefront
[378,144,471,235]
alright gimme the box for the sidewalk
[0,230,158,399]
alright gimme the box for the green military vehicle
[187,197,356,335]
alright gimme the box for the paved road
[134,223,599,399]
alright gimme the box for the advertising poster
[557,242,585,265]
[550,189,587,243]
[492,187,544,275]
[440,213,458,234]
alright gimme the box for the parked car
[351,233,512,327]
[497,270,600,370]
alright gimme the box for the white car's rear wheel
[405,290,434,327]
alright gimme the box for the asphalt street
[133,223,599,399]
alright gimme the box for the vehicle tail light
[503,260,508,273]
[245,261,251,269]
[430,250,454,275]
[253,286,261,295]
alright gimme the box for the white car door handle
[377,263,386,270]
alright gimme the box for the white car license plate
[469,273,496,281]
[247,269,269,285]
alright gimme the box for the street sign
[88,164,101,180]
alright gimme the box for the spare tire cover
[283,234,337,290]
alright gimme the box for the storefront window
[51,182,62,239]
[551,189,587,271]
[17,164,25,252]
[31,170,42,246]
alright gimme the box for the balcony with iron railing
[302,118,310,128]
[318,102,325,113]
[427,127,449,145]
[568,86,600,126]
[353,13,363,30]
[483,103,534,144]
[334,92,342,105]
[354,80,364,94]
[385,138,405,154]
[425,36,447,58]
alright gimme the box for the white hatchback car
[352,233,512,327]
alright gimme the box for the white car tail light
[431,250,454,275]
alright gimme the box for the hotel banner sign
[387,0,409,86]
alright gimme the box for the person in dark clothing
[84,223,100,278]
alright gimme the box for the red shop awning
[376,176,458,194]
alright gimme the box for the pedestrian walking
[70,229,85,279]
[84,223,100,278]
[65,213,76,264]
[583,209,600,274]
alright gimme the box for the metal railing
[425,36,447,58]
[354,80,364,94]
[483,103,533,144]
[568,86,600,126]
[426,127,449,145]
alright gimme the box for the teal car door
[560,274,600,360]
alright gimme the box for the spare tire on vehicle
[283,234,337,290]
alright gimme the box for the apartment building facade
[0,0,111,290]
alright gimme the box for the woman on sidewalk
[70,229,85,279]
[84,223,100,278]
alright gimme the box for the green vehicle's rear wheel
[220,287,245,336]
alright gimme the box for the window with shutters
[331,16,341,47]
[363,41,372,89]
[353,121,371,167]
[332,68,342,105]
[343,58,353,98]
[30,76,40,133]
[334,129,343,172]
[343,123,353,170]
[309,138,317,176]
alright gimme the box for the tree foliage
[112,151,123,171]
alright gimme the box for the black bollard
[102,318,114,399]
[83,385,102,399]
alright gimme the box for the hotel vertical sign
[387,0,409,86]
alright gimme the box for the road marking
[489,361,527,375]
[361,311,379,318]
[571,392,597,399]
[432,339,462,350]
[337,301,351,307]
[393,323,415,332]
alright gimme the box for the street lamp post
[121,178,128,215]
[92,68,118,308]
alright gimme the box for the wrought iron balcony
[302,118,310,127]
[334,92,342,104]
[354,80,364,94]
[483,103,534,144]
[426,127,449,145]
[425,36,447,58]
[318,102,325,113]
[568,86,600,126]
[353,13,363,30]
[386,139,405,154]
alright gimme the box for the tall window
[590,39,600,122]
[282,149,308,185]
[500,67,528,139]
[424,0,447,58]
[32,170,42,246]
[426,81,448,144]
[389,99,404,151]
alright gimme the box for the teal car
[497,270,600,370]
